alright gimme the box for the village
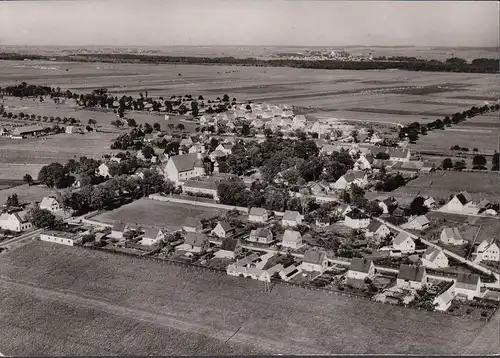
[0,84,499,321]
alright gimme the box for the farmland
[0,183,55,205]
[91,198,226,230]
[0,240,494,356]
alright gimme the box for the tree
[410,196,429,216]
[143,123,153,134]
[454,160,466,171]
[350,184,367,208]
[375,152,390,160]
[88,118,97,127]
[6,194,19,208]
[223,94,230,102]
[153,122,161,132]
[408,130,419,143]
[367,201,383,217]
[141,146,155,160]
[127,118,137,127]
[442,158,453,169]
[241,123,251,136]
[191,101,199,116]
[23,174,33,185]
[177,123,185,131]
[492,152,499,171]
[38,162,68,188]
[111,119,123,128]
[472,155,487,169]
[27,207,56,229]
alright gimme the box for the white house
[0,211,33,232]
[281,230,303,249]
[110,221,128,239]
[392,232,415,253]
[333,170,368,190]
[215,143,234,156]
[423,196,437,209]
[182,178,219,200]
[344,209,370,229]
[364,220,391,241]
[248,207,269,223]
[215,238,242,259]
[432,281,455,311]
[444,191,479,215]
[248,228,274,244]
[474,239,500,262]
[281,210,303,227]
[388,148,411,163]
[226,252,275,280]
[401,215,430,231]
[354,154,374,171]
[377,197,398,214]
[141,227,166,246]
[211,221,235,239]
[301,249,328,272]
[420,247,449,269]
[279,265,302,281]
[455,273,482,300]
[439,227,465,246]
[39,196,62,214]
[347,258,375,280]
[396,264,427,290]
[97,163,112,178]
[40,230,81,246]
[164,153,206,183]
[176,232,209,254]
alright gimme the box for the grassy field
[92,198,226,229]
[0,240,493,355]
[0,184,55,205]
[394,171,500,202]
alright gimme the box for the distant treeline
[0,52,498,73]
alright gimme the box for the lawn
[0,183,55,205]
[0,240,493,355]
[91,198,226,230]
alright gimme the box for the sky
[0,0,498,47]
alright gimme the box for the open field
[0,184,55,205]
[92,198,226,229]
[394,171,500,202]
[0,240,494,355]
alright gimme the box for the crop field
[394,171,500,202]
[0,240,494,356]
[92,198,226,229]
[0,183,55,204]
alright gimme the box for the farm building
[226,252,276,280]
[164,153,205,183]
[211,221,235,239]
[455,273,482,301]
[301,249,328,272]
[182,177,219,200]
[281,210,302,227]
[443,191,480,215]
[0,210,33,232]
[420,247,449,269]
[347,258,375,281]
[439,227,465,246]
[10,125,45,138]
[40,230,81,246]
[344,209,370,229]
[281,229,303,249]
[396,265,427,290]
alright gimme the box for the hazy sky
[0,0,498,47]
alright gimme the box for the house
[364,220,391,241]
[176,232,209,254]
[39,196,62,214]
[215,143,234,155]
[444,191,479,215]
[401,215,430,231]
[391,161,423,175]
[209,149,227,161]
[423,196,437,209]
[432,281,456,311]
[279,264,302,281]
[392,232,415,253]
[420,247,449,269]
[344,209,370,229]
[211,221,235,239]
[334,203,352,218]
[141,227,166,246]
[347,258,375,280]
[455,273,482,300]
[248,228,274,244]
[281,210,302,227]
[369,133,383,144]
[97,163,112,178]
[377,197,398,214]
[396,265,427,290]
[421,161,436,173]
[188,144,205,154]
[259,263,285,282]
[439,227,465,246]
[215,238,242,259]
[354,153,374,171]
[110,221,128,239]
[11,125,45,138]
[182,177,219,200]
[0,211,33,232]
[164,153,206,183]
[40,230,81,246]
[388,148,411,163]
[281,229,303,249]
[248,207,269,223]
[226,252,275,280]
[333,171,368,190]
[179,137,194,148]
[182,218,203,233]
[474,239,500,262]
[65,126,83,134]
[301,249,328,272]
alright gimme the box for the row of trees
[0,104,81,125]
[442,153,498,171]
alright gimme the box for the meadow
[92,198,226,230]
[0,240,492,356]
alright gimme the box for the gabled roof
[366,220,384,233]
[282,229,302,243]
[282,210,301,222]
[398,264,426,282]
[281,264,300,277]
[112,221,127,232]
[349,258,374,273]
[220,238,240,252]
[456,273,480,290]
[343,170,366,183]
[12,125,45,135]
[455,191,472,205]
[143,227,162,240]
[169,153,202,172]
[423,247,444,262]
[303,249,327,265]
[249,207,267,217]
[184,232,208,247]
[217,221,233,233]
[442,227,463,241]
[409,215,430,226]
[393,231,412,246]
[345,208,369,220]
[389,148,410,159]
[250,228,272,238]
[40,196,58,206]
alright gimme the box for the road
[0,229,43,250]
[0,275,327,356]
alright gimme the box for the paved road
[0,276,327,356]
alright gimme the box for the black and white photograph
[0,0,498,356]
